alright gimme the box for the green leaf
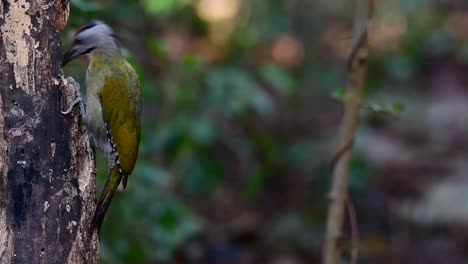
[392,103,406,113]
[244,169,268,200]
[332,87,347,99]
[147,37,168,59]
[366,101,406,118]
[259,64,295,95]
[142,0,190,16]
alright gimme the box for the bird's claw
[61,97,83,114]
[61,77,85,115]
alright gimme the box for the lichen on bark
[0,0,98,263]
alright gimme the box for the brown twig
[322,0,374,263]
[329,138,354,171]
[347,199,359,264]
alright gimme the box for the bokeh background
[62,0,468,263]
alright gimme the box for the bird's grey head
[62,20,120,67]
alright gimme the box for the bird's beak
[62,47,80,67]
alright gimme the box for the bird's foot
[61,97,83,114]
[61,97,84,115]
[61,77,85,115]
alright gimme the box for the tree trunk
[0,0,99,263]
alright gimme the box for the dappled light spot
[271,34,304,68]
[195,0,240,23]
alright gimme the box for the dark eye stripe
[84,47,96,54]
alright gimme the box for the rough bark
[0,0,99,263]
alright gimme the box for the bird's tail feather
[91,167,122,232]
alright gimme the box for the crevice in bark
[0,0,98,263]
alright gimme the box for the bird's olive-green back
[98,60,142,175]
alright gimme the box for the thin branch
[322,0,374,263]
[347,199,359,264]
[329,138,354,171]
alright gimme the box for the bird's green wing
[99,63,142,180]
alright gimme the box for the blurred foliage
[62,0,468,263]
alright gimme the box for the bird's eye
[74,37,83,45]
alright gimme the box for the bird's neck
[88,48,123,65]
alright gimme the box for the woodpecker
[62,20,142,231]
